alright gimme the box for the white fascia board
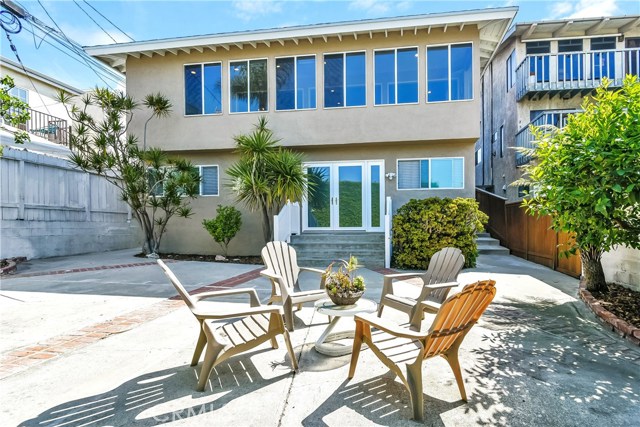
[85,7,517,57]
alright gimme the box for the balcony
[15,107,70,146]
[515,110,581,166]
[515,48,640,101]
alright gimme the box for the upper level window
[230,59,267,113]
[9,86,28,104]
[526,41,551,83]
[276,55,316,110]
[374,47,418,105]
[324,52,366,108]
[591,37,617,79]
[397,157,464,190]
[185,63,222,115]
[506,50,515,91]
[427,43,473,102]
[591,37,616,51]
[558,39,583,81]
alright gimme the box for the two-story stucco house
[86,7,516,265]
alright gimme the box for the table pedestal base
[315,317,364,357]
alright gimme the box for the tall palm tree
[227,117,310,242]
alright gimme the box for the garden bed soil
[591,283,640,328]
[135,253,263,265]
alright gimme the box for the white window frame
[274,54,317,111]
[228,57,269,114]
[198,164,220,197]
[396,157,465,190]
[506,50,515,91]
[323,50,367,110]
[9,86,28,104]
[426,41,474,104]
[373,46,419,107]
[183,62,223,117]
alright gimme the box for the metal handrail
[515,110,581,166]
[17,107,70,146]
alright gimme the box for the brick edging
[578,280,640,346]
[5,261,166,279]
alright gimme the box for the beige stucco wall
[602,246,640,291]
[160,140,474,256]
[125,27,482,152]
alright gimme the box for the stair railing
[273,201,301,242]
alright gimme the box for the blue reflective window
[346,52,366,106]
[375,50,395,105]
[420,160,429,189]
[203,64,222,114]
[185,65,202,115]
[324,52,365,108]
[398,158,463,189]
[276,57,295,110]
[397,48,418,103]
[428,44,473,102]
[230,59,267,113]
[375,48,417,105]
[324,54,344,108]
[277,56,315,110]
[297,56,316,109]
[185,63,222,115]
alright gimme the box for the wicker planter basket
[327,290,364,306]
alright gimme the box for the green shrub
[202,205,242,256]
[392,197,488,269]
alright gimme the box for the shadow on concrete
[19,351,294,427]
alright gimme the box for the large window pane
[338,165,362,228]
[375,50,395,105]
[431,158,463,188]
[420,160,429,189]
[427,46,448,102]
[397,48,418,103]
[230,61,248,113]
[370,165,380,227]
[185,65,202,115]
[250,59,267,112]
[324,54,343,108]
[307,166,330,228]
[398,160,419,189]
[297,56,316,109]
[203,64,222,114]
[451,43,472,100]
[346,52,366,106]
[276,57,295,110]
[201,166,218,196]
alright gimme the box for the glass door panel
[337,165,363,228]
[307,166,331,228]
[370,164,381,228]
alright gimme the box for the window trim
[426,41,475,104]
[499,125,504,158]
[373,45,420,107]
[183,61,223,117]
[323,50,367,110]
[228,57,269,115]
[198,164,220,197]
[274,53,317,112]
[396,157,465,191]
[506,50,515,92]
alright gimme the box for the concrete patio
[0,250,639,426]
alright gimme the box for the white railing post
[384,196,392,269]
[291,202,301,236]
[273,201,301,243]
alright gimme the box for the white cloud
[548,0,621,19]
[232,0,284,22]
[348,0,391,14]
[62,25,131,47]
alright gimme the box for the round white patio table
[314,297,377,357]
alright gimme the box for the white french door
[303,160,384,231]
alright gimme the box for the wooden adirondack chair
[349,279,496,421]
[157,260,298,391]
[260,241,327,331]
[378,247,465,328]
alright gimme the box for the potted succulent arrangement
[323,255,366,306]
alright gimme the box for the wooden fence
[476,188,581,277]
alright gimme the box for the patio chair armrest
[193,288,261,307]
[355,312,427,341]
[299,266,325,275]
[193,305,283,320]
[383,272,424,281]
[260,269,292,298]
[425,282,460,290]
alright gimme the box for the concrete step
[478,245,510,255]
[476,232,491,238]
[476,237,500,246]
[291,232,385,268]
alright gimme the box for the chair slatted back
[423,280,496,359]
[420,247,465,303]
[261,241,301,292]
[158,259,198,310]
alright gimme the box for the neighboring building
[476,15,640,201]
[1,56,81,146]
[86,8,516,259]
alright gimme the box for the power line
[73,0,118,44]
[82,0,134,42]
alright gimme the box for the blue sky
[2,0,639,90]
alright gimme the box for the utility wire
[73,0,117,44]
[36,0,114,89]
[82,0,134,42]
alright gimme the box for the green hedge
[392,197,488,269]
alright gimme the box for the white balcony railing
[273,201,301,243]
[515,110,581,166]
[515,48,640,100]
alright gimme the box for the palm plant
[227,117,310,242]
